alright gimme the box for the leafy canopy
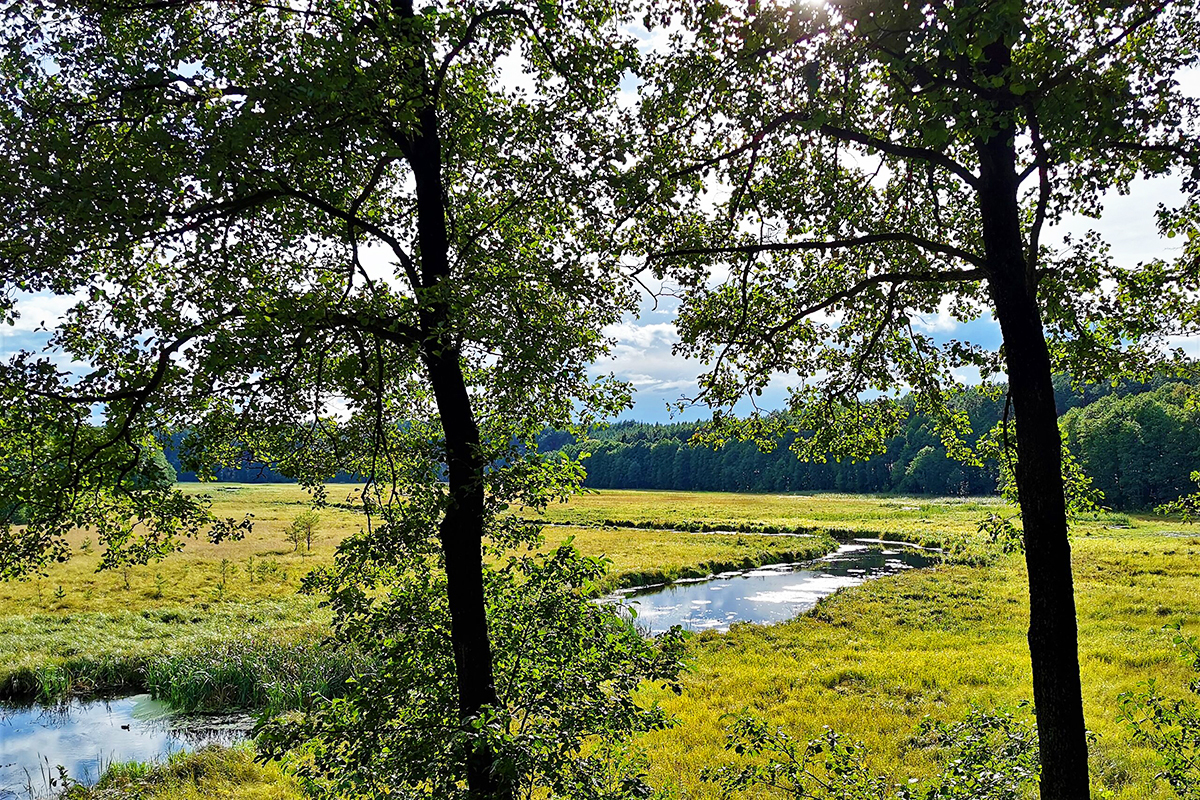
[632,0,1200,459]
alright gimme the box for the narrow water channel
[607,542,937,635]
[0,694,249,798]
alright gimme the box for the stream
[2,542,936,795]
[0,694,250,798]
[606,542,937,635]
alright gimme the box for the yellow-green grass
[7,485,1200,798]
[0,485,831,698]
[636,525,1200,799]
[64,744,302,800]
[532,489,1155,547]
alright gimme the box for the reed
[142,632,367,714]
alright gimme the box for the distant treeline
[538,375,1200,510]
[158,375,1200,510]
[161,432,360,484]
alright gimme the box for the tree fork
[977,38,1091,799]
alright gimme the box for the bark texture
[976,39,1091,800]
[405,91,514,800]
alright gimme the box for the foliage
[634,7,1200,786]
[1063,384,1200,509]
[551,387,1005,496]
[1158,474,1200,524]
[1118,622,1200,798]
[701,706,1038,800]
[284,511,320,553]
[975,512,1025,555]
[702,717,891,799]
[0,0,650,795]
[906,706,1041,800]
[257,542,687,800]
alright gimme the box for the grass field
[3,485,1198,799]
[0,485,833,700]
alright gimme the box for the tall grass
[60,744,302,800]
[143,632,367,714]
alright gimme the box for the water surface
[0,694,249,797]
[609,543,936,635]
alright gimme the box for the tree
[636,1,1200,796]
[1063,383,1200,509]
[286,510,321,553]
[0,2,673,798]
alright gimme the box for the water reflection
[0,694,250,797]
[608,543,936,635]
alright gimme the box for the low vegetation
[60,745,301,800]
[5,486,1199,799]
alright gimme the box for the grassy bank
[636,524,1200,799]
[61,745,302,800]
[0,485,836,702]
[8,486,1199,800]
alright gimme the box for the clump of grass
[1072,510,1133,527]
[2,655,148,703]
[143,632,368,714]
[61,744,302,800]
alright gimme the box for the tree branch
[762,266,985,338]
[651,231,987,269]
[672,111,980,189]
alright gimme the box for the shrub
[1118,622,1200,798]
[285,510,320,552]
[703,705,1039,800]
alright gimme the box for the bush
[1118,622,1200,798]
[703,705,1039,799]
[285,510,320,552]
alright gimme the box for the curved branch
[762,266,985,338]
[278,184,419,287]
[673,111,980,189]
[651,231,987,270]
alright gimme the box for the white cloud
[8,291,79,332]
[909,296,960,334]
[603,320,678,348]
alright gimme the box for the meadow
[4,485,1198,799]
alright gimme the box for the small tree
[286,510,320,553]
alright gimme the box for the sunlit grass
[62,744,302,800]
[636,525,1200,799]
[7,484,1200,799]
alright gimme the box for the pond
[607,542,937,635]
[0,694,250,798]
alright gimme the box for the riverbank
[3,487,1196,798]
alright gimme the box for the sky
[599,174,1197,423]
[4,31,1197,427]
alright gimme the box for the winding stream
[2,542,936,795]
[606,542,937,635]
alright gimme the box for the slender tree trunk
[976,48,1091,797]
[405,94,514,800]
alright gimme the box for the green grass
[8,485,1200,799]
[0,485,839,702]
[61,745,302,800]
[635,525,1200,799]
[142,630,366,714]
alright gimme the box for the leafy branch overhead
[0,0,638,572]
[633,0,1200,462]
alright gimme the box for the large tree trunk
[976,59,1091,798]
[406,94,514,800]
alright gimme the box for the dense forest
[537,376,1200,509]
[161,375,1199,510]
